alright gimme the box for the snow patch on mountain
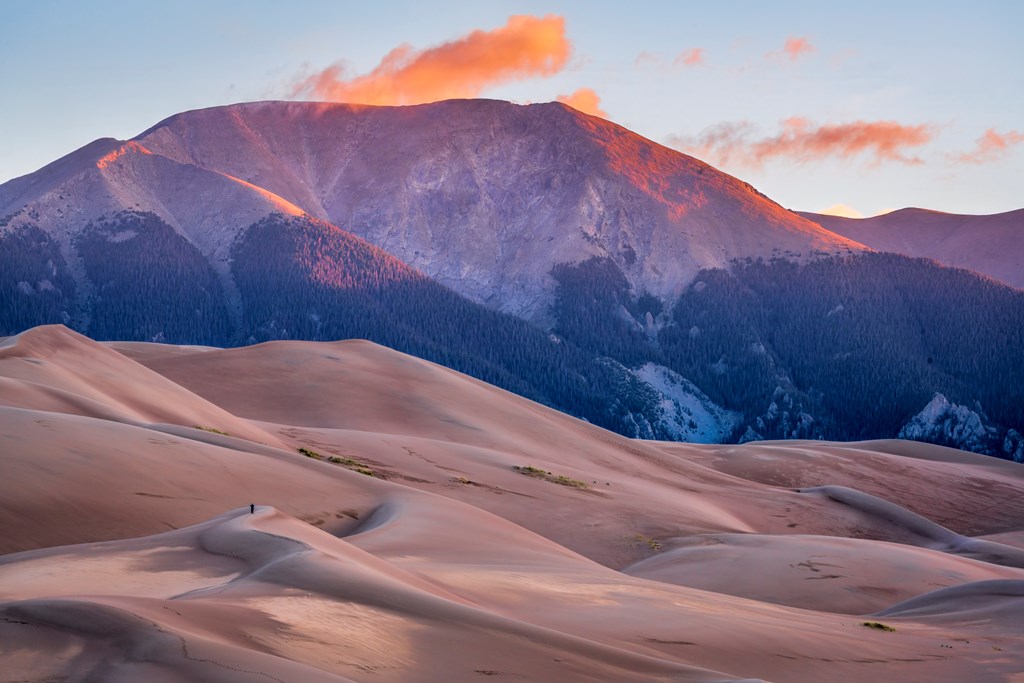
[630,363,740,442]
[899,393,994,453]
[898,393,1022,460]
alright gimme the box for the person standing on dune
[250,503,255,514]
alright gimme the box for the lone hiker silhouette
[250,503,255,514]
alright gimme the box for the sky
[1,0,1021,217]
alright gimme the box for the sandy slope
[2,326,1023,682]
[1,325,282,447]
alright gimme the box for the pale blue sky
[1,0,1021,215]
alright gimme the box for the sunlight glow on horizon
[820,203,864,219]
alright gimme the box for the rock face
[53,99,862,322]
[899,393,1020,459]
[801,208,1024,291]
[629,362,740,442]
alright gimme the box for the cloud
[952,128,1024,163]
[292,15,571,105]
[556,88,607,118]
[819,203,864,219]
[634,50,659,67]
[670,117,934,168]
[767,36,816,62]
[635,48,705,69]
[675,48,705,67]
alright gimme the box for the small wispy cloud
[767,36,816,62]
[670,117,935,168]
[675,48,705,67]
[951,128,1024,164]
[635,47,706,69]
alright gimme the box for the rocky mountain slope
[801,208,1024,290]
[1,99,865,325]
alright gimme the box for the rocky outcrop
[899,393,1011,457]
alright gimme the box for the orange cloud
[293,15,571,105]
[556,88,607,118]
[671,117,934,167]
[767,36,816,62]
[675,48,705,67]
[953,128,1024,163]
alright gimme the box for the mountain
[800,208,1024,290]
[550,253,1024,459]
[1,99,865,324]
[1,99,1021,456]
[3,325,1024,681]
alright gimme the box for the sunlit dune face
[95,141,152,170]
[294,15,571,106]
[242,595,417,674]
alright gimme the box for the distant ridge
[801,207,1024,290]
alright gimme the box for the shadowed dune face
[2,326,1024,682]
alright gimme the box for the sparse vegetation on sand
[861,621,896,632]
[633,534,663,551]
[193,425,229,436]
[299,447,379,477]
[512,465,589,488]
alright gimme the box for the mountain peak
[115,98,866,320]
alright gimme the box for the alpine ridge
[1,99,866,324]
[801,208,1024,291]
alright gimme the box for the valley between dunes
[2,325,1023,682]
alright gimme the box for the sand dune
[877,579,1024,623]
[667,440,1024,537]
[623,533,1024,614]
[1,325,282,447]
[2,325,1023,681]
